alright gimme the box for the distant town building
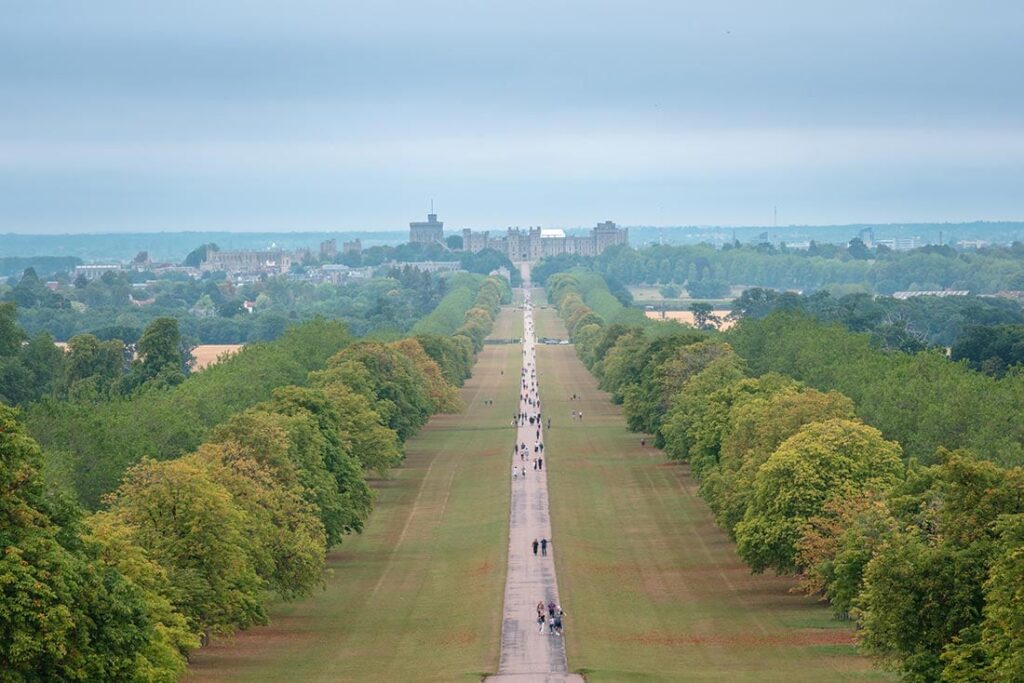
[875,236,921,251]
[388,260,463,274]
[317,264,375,284]
[460,221,628,262]
[409,213,445,245]
[342,238,362,255]
[73,264,123,280]
[957,239,988,249]
[320,239,337,259]
[892,290,970,300]
[202,250,293,276]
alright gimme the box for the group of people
[536,601,566,636]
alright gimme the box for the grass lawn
[531,287,565,339]
[488,301,524,339]
[185,308,521,682]
[534,306,892,682]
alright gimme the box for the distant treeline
[0,255,81,278]
[546,269,1024,682]
[536,240,1024,295]
[731,287,1024,352]
[0,231,407,262]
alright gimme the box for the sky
[1,0,1022,234]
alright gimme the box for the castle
[407,213,628,262]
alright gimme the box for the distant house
[892,290,969,300]
[317,264,375,284]
[387,261,463,274]
[74,264,123,280]
[202,249,294,276]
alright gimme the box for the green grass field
[185,308,522,682]
[534,306,891,682]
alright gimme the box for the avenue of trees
[547,269,1024,681]
[1,274,509,679]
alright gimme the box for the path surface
[487,286,584,683]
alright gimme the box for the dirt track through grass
[186,308,521,682]
[534,306,891,682]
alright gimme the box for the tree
[103,457,266,642]
[700,387,855,536]
[689,302,720,330]
[84,512,198,680]
[734,418,903,574]
[0,405,155,680]
[183,243,219,268]
[0,301,26,356]
[64,333,124,394]
[847,237,872,260]
[213,409,353,548]
[975,514,1024,680]
[686,278,729,299]
[188,444,326,599]
[135,317,186,383]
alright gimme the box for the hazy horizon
[3,1,1022,234]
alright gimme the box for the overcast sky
[1,0,1022,234]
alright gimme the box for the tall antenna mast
[431,198,434,214]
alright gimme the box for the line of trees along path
[186,309,521,681]
[531,303,889,681]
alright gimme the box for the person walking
[513,465,519,480]
[554,607,565,636]
[532,538,539,555]
[540,538,549,556]
[539,457,543,470]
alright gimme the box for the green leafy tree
[103,457,267,642]
[734,418,903,574]
[0,406,155,680]
[700,387,855,536]
[134,317,186,384]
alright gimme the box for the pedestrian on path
[513,466,519,480]
[541,538,549,556]
[532,539,539,555]
[539,457,543,470]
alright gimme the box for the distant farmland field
[191,344,243,370]
[644,309,736,329]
